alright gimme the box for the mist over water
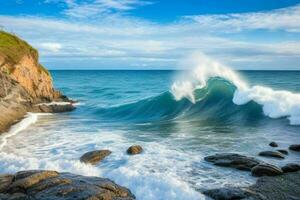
[1,57,300,199]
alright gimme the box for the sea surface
[1,69,300,200]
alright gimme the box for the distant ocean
[1,68,300,199]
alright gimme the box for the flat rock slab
[204,153,262,171]
[80,150,112,165]
[251,164,283,177]
[258,151,285,159]
[0,170,135,200]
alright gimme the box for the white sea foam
[171,53,300,125]
[35,101,72,106]
[0,113,40,150]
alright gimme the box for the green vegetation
[0,30,51,77]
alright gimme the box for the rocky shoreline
[0,170,135,200]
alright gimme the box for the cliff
[0,31,74,133]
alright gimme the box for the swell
[95,53,300,125]
[95,78,264,124]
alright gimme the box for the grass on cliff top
[0,30,51,76]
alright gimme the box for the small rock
[202,187,249,200]
[204,153,262,171]
[281,163,300,173]
[289,144,300,151]
[269,142,278,147]
[277,149,288,155]
[127,145,143,155]
[80,150,111,165]
[258,151,285,159]
[251,164,283,177]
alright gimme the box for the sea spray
[171,53,300,125]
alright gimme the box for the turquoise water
[1,70,300,200]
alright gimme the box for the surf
[97,53,300,125]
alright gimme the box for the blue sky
[0,0,300,69]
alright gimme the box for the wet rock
[0,174,14,193]
[269,142,278,147]
[127,145,143,155]
[202,187,250,200]
[281,163,300,173]
[277,149,288,155]
[258,151,285,159]
[206,171,300,200]
[251,164,283,177]
[80,150,112,165]
[289,144,300,151]
[204,153,262,171]
[0,170,135,200]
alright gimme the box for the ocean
[1,68,300,199]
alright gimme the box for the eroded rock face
[80,150,112,165]
[251,164,283,177]
[204,153,262,171]
[0,170,135,200]
[258,151,285,159]
[127,145,143,155]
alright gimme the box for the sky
[0,0,300,70]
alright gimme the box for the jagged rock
[0,170,135,200]
[277,149,288,155]
[281,163,300,173]
[127,145,143,155]
[80,150,112,165]
[251,164,283,177]
[258,151,285,159]
[269,142,278,147]
[203,171,300,200]
[289,144,300,151]
[0,174,14,193]
[202,187,250,200]
[204,153,262,171]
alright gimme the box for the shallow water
[1,70,300,200]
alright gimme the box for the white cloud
[0,4,300,69]
[45,0,152,18]
[39,42,62,52]
[185,4,300,32]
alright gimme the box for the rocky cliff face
[0,31,74,133]
[0,31,62,101]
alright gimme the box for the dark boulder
[269,142,278,147]
[127,145,143,155]
[277,149,288,155]
[289,144,300,151]
[202,187,250,200]
[80,150,111,165]
[281,163,300,173]
[251,164,283,177]
[258,151,285,159]
[204,153,262,171]
[0,170,135,200]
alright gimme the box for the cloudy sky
[1,0,300,70]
